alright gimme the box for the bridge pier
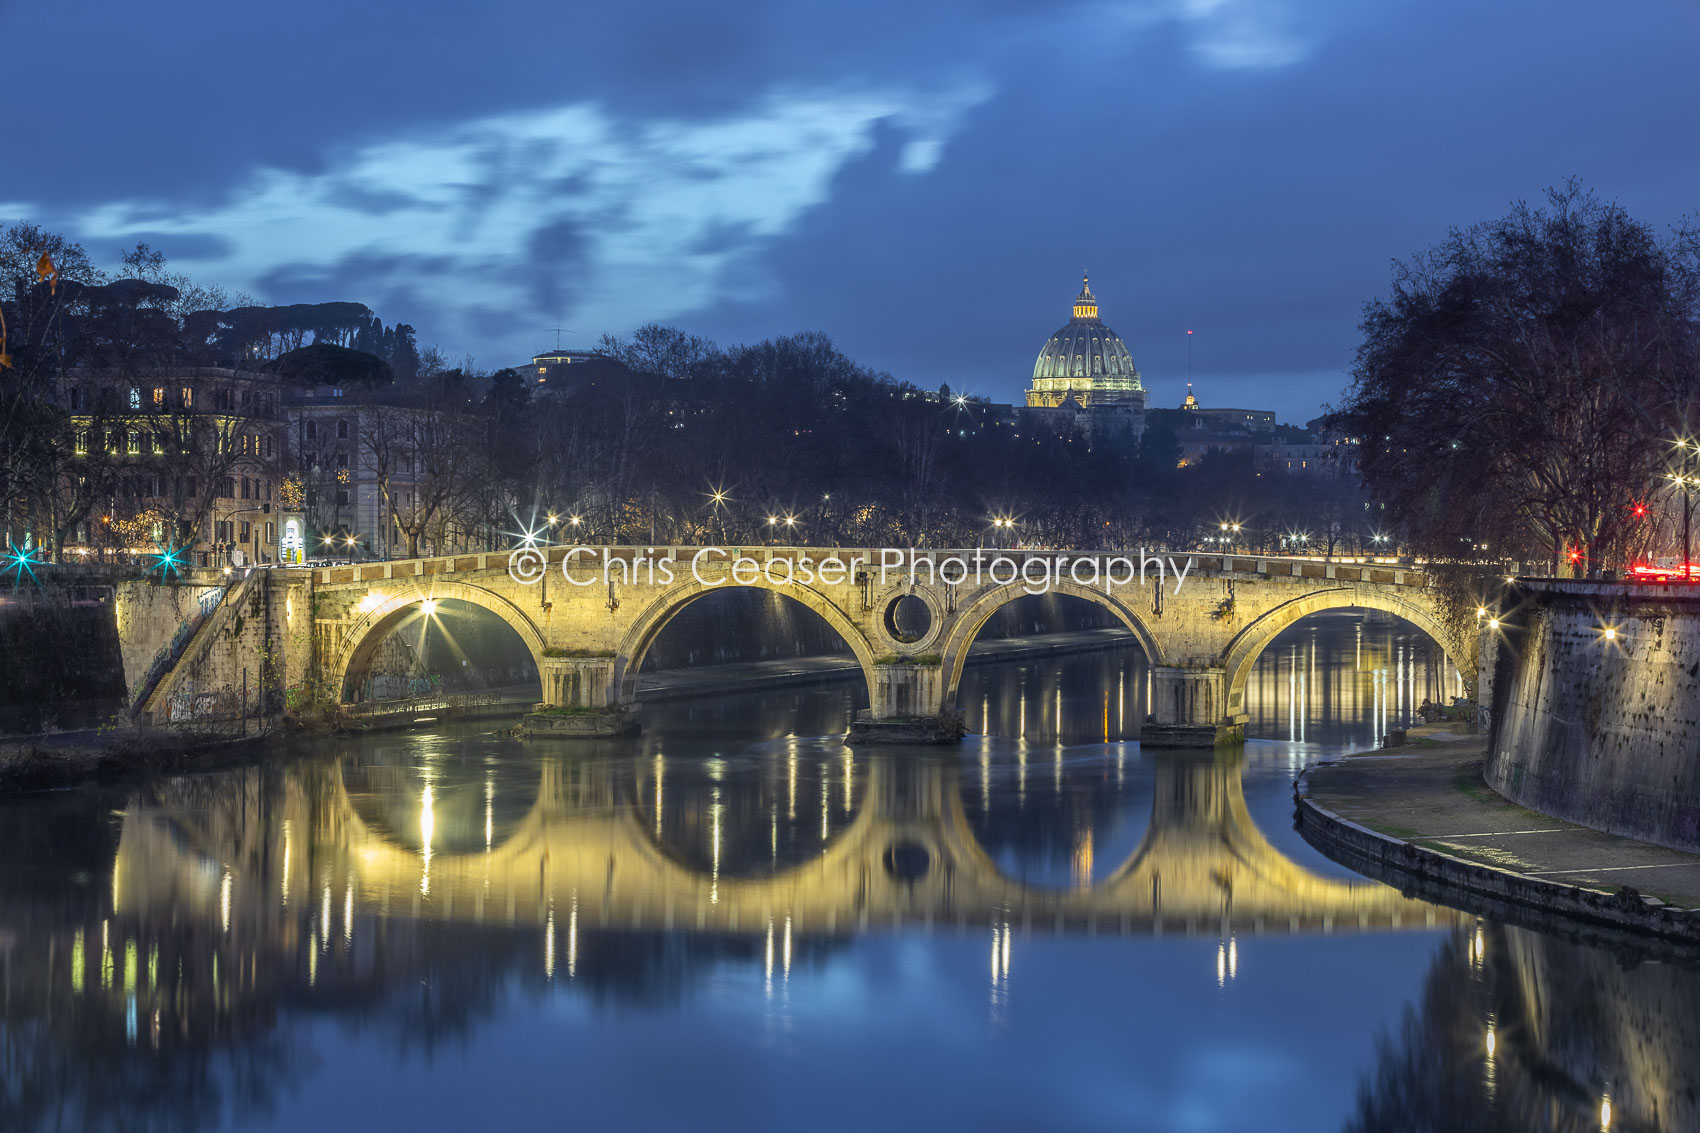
[522,657,638,739]
[1143,666,1245,748]
[847,661,964,745]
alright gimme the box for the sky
[4,0,1699,423]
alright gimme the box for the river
[0,610,1692,1131]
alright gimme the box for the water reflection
[1242,610,1459,749]
[1,737,1449,1130]
[1349,920,1700,1131]
[0,615,1689,1132]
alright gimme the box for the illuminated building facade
[61,367,285,567]
[1023,276,1146,445]
[529,348,608,386]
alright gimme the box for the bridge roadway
[112,751,1464,942]
[310,546,1473,744]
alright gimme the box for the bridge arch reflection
[119,746,1461,941]
[630,745,869,880]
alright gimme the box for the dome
[1027,275,1143,408]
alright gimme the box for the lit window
[180,386,193,408]
[74,431,87,455]
[126,431,139,455]
[152,387,165,406]
[128,388,141,410]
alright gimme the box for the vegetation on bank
[1338,181,1700,576]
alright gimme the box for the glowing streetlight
[420,599,438,616]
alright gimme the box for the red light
[1632,502,1648,517]
[1568,550,1582,561]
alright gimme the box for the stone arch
[329,580,549,704]
[612,576,879,704]
[936,579,1166,708]
[1220,587,1471,717]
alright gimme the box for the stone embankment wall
[118,570,314,724]
[114,578,227,704]
[0,595,126,733]
[1485,580,1700,851]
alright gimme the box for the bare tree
[1341,183,1700,575]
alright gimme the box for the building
[281,379,490,562]
[1179,387,1276,434]
[61,367,286,567]
[1159,387,1282,467]
[1022,276,1147,445]
[527,348,608,387]
[282,388,403,561]
[1254,431,1360,480]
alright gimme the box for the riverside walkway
[1299,725,1700,936]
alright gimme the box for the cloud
[1172,0,1307,69]
[57,87,987,361]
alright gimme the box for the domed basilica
[1024,275,1147,443]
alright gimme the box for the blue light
[149,541,185,580]
[4,542,41,589]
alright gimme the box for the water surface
[0,611,1690,1131]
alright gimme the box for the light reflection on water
[0,612,1690,1132]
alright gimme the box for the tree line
[1339,181,1700,576]
[3,219,1378,564]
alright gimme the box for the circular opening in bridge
[347,597,541,707]
[882,840,931,881]
[883,594,932,644]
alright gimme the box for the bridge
[302,546,1472,744]
[110,750,1465,944]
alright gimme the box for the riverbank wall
[1296,762,1700,947]
[1483,580,1700,852]
[0,589,127,732]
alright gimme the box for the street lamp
[707,490,729,541]
[1674,438,1698,578]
